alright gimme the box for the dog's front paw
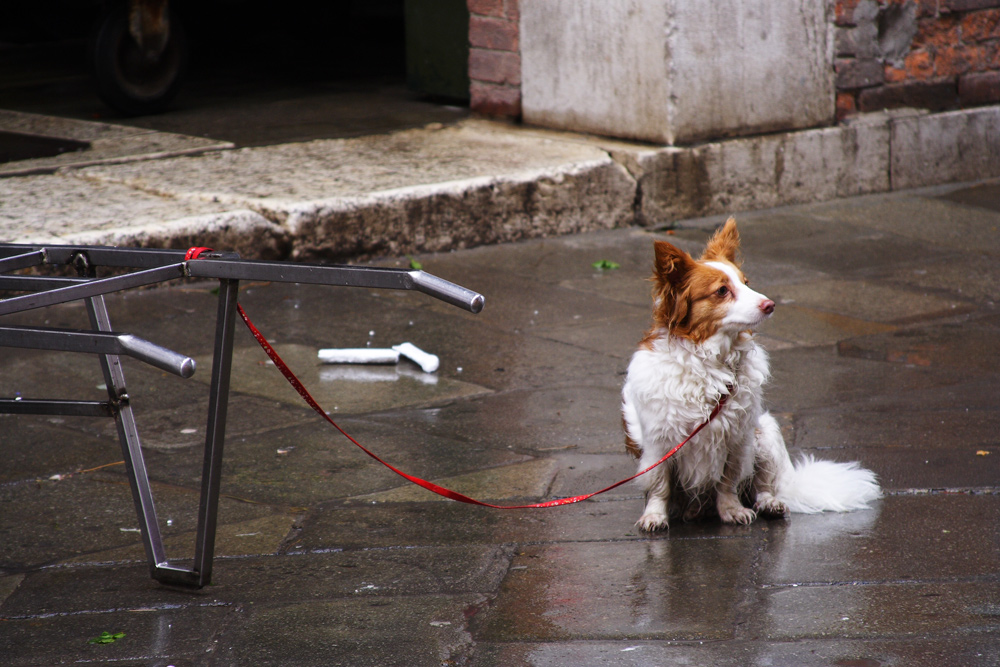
[636,511,669,532]
[754,493,788,518]
[718,505,756,525]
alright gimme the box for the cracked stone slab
[0,173,286,258]
[0,109,232,177]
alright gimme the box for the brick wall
[836,0,1000,119]
[467,0,522,118]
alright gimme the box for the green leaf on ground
[88,631,125,645]
[592,259,620,270]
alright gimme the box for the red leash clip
[185,247,214,261]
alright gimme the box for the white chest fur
[622,330,771,492]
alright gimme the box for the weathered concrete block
[890,106,1000,190]
[520,0,835,145]
[608,119,890,224]
[836,58,885,90]
[281,159,637,260]
[60,210,290,260]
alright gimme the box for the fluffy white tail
[776,455,882,514]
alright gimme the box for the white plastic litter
[318,342,440,373]
[317,348,400,365]
[392,342,439,373]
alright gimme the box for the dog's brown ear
[652,241,694,330]
[653,240,695,288]
[702,217,742,266]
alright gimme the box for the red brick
[944,0,1000,11]
[857,80,959,112]
[903,50,936,79]
[959,69,1000,104]
[885,64,908,83]
[961,9,1000,41]
[467,0,504,18]
[836,91,858,120]
[469,48,521,85]
[914,16,961,51]
[935,44,976,76]
[469,15,519,51]
[470,81,522,118]
[914,0,942,18]
[504,0,520,22]
[836,58,885,89]
[835,0,861,26]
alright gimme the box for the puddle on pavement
[936,181,1000,213]
[837,322,1000,372]
[351,457,558,504]
[193,343,491,414]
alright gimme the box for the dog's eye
[716,285,729,297]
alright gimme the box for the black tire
[90,3,187,116]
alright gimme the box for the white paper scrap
[392,342,439,373]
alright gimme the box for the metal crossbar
[0,243,484,588]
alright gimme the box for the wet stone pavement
[2,181,1000,666]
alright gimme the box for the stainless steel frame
[0,244,483,587]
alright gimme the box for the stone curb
[614,105,1000,224]
[2,106,998,259]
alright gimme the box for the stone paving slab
[0,172,236,242]
[471,638,1000,667]
[758,495,1000,584]
[0,603,232,666]
[758,580,1000,640]
[0,473,276,571]
[0,109,232,177]
[473,538,754,641]
[62,120,638,260]
[220,594,486,666]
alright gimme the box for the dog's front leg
[715,446,756,525]
[637,465,671,532]
[752,413,790,518]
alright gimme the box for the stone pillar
[520,0,835,145]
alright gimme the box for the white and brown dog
[621,218,880,531]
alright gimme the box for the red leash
[187,248,724,508]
